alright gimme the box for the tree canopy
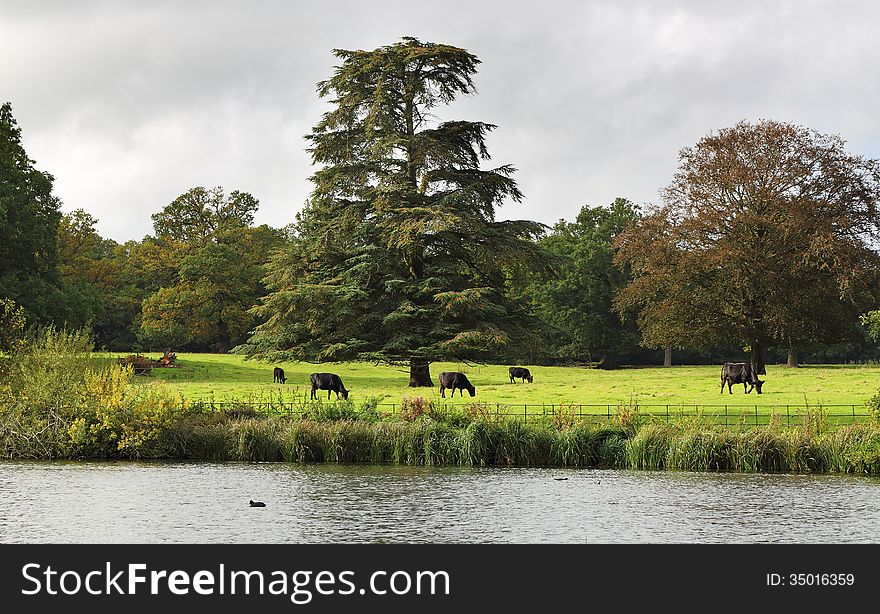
[151,186,259,247]
[515,198,643,367]
[615,120,880,372]
[243,38,546,385]
[140,187,283,352]
[0,102,64,322]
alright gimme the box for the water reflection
[0,462,877,543]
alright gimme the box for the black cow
[273,367,286,384]
[720,362,764,394]
[310,373,349,400]
[439,372,475,398]
[509,366,534,384]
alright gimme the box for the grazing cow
[439,372,475,398]
[720,362,764,394]
[509,366,534,384]
[273,367,286,384]
[310,373,349,400]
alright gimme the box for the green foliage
[54,209,134,346]
[398,396,443,422]
[0,297,26,354]
[0,326,187,458]
[861,311,880,342]
[151,186,259,246]
[867,388,880,423]
[300,397,381,422]
[139,188,284,352]
[243,38,546,382]
[156,414,880,473]
[515,198,642,364]
[0,102,65,324]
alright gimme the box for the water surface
[0,462,877,543]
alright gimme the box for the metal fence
[188,400,875,427]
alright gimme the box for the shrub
[867,389,880,424]
[0,326,186,458]
[398,396,443,422]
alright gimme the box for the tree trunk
[409,359,433,387]
[786,338,799,368]
[751,340,767,375]
[663,347,673,367]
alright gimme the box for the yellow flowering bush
[70,365,188,456]
[1,327,190,458]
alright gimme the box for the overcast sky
[2,0,879,242]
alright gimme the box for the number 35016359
[767,573,854,586]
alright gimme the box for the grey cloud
[2,0,879,240]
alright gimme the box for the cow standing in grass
[310,373,349,400]
[439,372,475,398]
[720,362,764,394]
[508,367,533,383]
[273,367,286,384]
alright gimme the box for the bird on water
[249,500,266,507]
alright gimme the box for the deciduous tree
[140,188,281,352]
[615,121,880,373]
[517,198,642,367]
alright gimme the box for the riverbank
[151,417,880,473]
[4,412,880,474]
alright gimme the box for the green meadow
[128,353,880,411]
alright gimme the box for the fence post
[787,406,790,427]
[852,405,856,422]
[724,405,727,427]
[755,405,759,427]
[666,404,669,423]
[524,404,528,424]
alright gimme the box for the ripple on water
[0,462,878,543]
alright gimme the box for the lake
[0,462,877,543]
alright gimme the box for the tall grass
[125,414,880,475]
[6,404,880,473]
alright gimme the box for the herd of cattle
[271,362,765,398]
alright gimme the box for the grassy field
[122,352,880,411]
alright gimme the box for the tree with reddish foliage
[615,120,880,374]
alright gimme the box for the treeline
[4,38,880,372]
[2,102,285,353]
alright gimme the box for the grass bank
[5,405,880,474]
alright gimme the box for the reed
[665,428,734,471]
[235,420,286,462]
[626,422,674,469]
[8,406,880,474]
